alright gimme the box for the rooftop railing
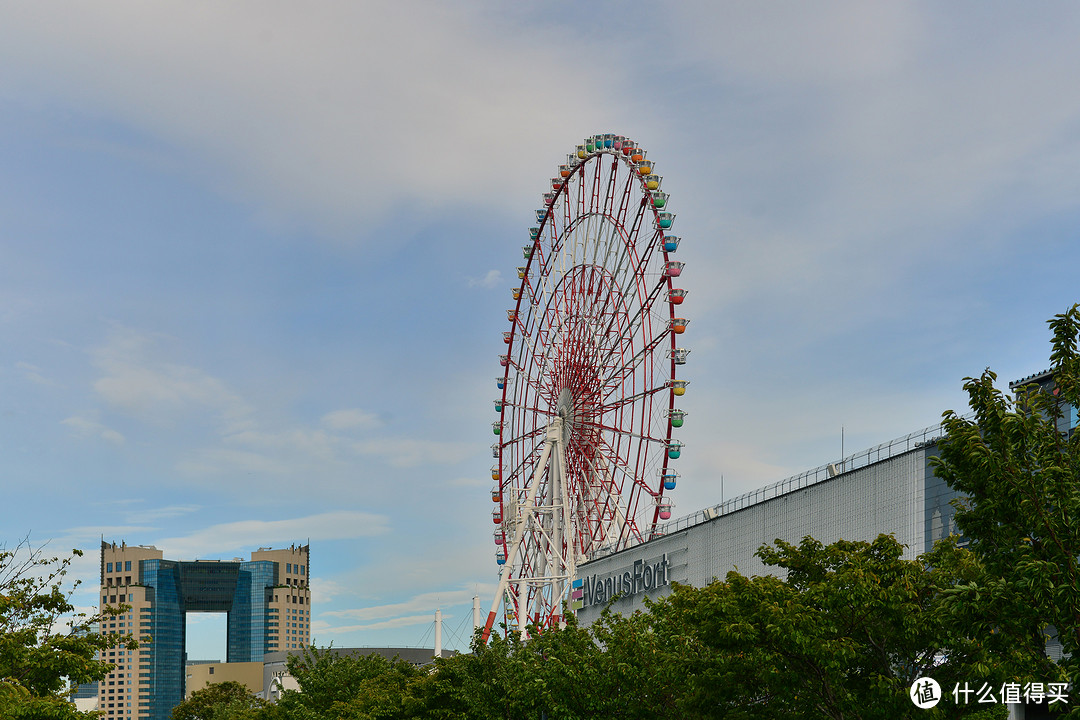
[594,419,959,559]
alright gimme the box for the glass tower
[98,543,310,720]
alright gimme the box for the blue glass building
[98,543,310,720]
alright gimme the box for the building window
[125,561,131,572]
[300,565,305,575]
[107,562,113,572]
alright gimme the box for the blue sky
[2,1,1080,656]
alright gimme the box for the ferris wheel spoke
[599,311,672,396]
[613,168,637,229]
[592,436,661,501]
[590,237,665,352]
[599,354,664,408]
[511,362,548,403]
[500,432,548,477]
[583,444,646,547]
[625,192,652,247]
[588,155,603,216]
[601,154,619,216]
[504,402,559,420]
[597,383,669,414]
[569,451,620,543]
[510,350,552,400]
[573,420,667,446]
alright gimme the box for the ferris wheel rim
[487,134,687,638]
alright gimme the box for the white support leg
[482,420,560,641]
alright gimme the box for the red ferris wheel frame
[485,133,688,640]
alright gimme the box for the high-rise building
[97,542,310,720]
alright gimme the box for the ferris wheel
[482,133,690,641]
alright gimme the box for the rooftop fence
[595,419,961,559]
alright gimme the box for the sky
[2,1,1080,657]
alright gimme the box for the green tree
[264,646,424,720]
[934,304,1080,713]
[408,620,643,720]
[651,534,1007,719]
[170,681,265,720]
[407,632,520,720]
[579,607,687,719]
[0,538,136,720]
[496,615,613,719]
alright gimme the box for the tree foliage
[261,647,424,720]
[934,304,1080,714]
[0,538,136,719]
[652,535,1008,719]
[171,681,266,720]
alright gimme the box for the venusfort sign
[572,553,670,610]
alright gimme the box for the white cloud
[179,428,470,479]
[651,3,1080,340]
[316,614,436,634]
[352,438,472,468]
[323,588,478,622]
[93,363,243,418]
[154,511,390,559]
[467,270,502,289]
[125,505,201,524]
[321,409,381,431]
[61,526,158,542]
[175,447,292,477]
[90,326,252,429]
[53,528,158,573]
[17,361,62,388]
[62,415,125,445]
[0,2,622,235]
[672,1,915,85]
[309,577,349,605]
[314,585,497,639]
[224,429,339,462]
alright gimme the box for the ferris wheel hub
[555,387,574,419]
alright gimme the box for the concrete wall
[575,448,927,625]
[185,661,264,698]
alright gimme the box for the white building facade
[574,422,958,624]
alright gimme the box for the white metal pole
[557,435,574,626]
[517,577,527,636]
[472,595,481,631]
[434,609,442,659]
